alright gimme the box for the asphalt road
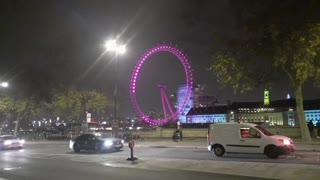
[0,143,319,180]
[22,142,320,164]
[0,156,271,180]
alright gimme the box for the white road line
[2,152,126,163]
[0,178,9,180]
[3,167,22,171]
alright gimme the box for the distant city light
[287,94,291,99]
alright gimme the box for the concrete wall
[266,126,301,138]
[139,127,302,139]
[138,128,207,138]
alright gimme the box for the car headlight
[283,139,290,145]
[279,139,291,145]
[121,140,124,144]
[104,141,113,146]
[4,140,11,145]
[20,139,25,144]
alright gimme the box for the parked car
[207,122,295,159]
[0,135,25,150]
[69,134,124,153]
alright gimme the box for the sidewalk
[133,138,320,152]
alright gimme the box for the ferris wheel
[130,45,194,126]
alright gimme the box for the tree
[272,24,320,142]
[210,1,320,142]
[52,89,111,123]
[0,97,42,136]
[0,97,16,123]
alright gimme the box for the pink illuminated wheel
[130,45,193,126]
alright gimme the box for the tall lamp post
[0,82,9,134]
[105,40,126,137]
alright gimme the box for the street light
[104,39,126,137]
[0,82,11,134]
[105,40,126,54]
[0,82,8,88]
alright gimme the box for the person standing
[308,120,315,137]
[316,120,320,137]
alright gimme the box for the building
[193,84,215,108]
[230,99,296,126]
[186,106,228,124]
[177,84,194,123]
[178,83,320,126]
[177,84,216,123]
[169,92,178,109]
[185,98,320,126]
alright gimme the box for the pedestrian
[316,120,320,137]
[308,120,314,136]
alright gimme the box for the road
[21,142,320,164]
[0,142,319,180]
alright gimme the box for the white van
[207,122,295,158]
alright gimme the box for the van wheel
[213,145,225,157]
[265,145,279,159]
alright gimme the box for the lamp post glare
[104,39,126,137]
[105,40,126,54]
[1,82,8,88]
[105,40,117,51]
[117,45,126,54]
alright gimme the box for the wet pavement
[0,141,319,179]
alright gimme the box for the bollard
[126,141,138,161]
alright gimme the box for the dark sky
[0,0,319,117]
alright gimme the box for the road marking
[3,167,22,171]
[0,178,8,180]
[2,151,127,163]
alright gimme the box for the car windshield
[255,125,274,136]
[97,134,112,139]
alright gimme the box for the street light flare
[117,45,126,54]
[1,82,8,88]
[105,40,117,51]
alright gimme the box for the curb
[135,144,320,152]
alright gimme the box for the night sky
[0,0,319,117]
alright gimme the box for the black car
[69,134,124,153]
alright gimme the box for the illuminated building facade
[185,98,320,126]
[177,84,194,123]
[179,83,320,126]
[177,84,216,123]
[186,106,228,124]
